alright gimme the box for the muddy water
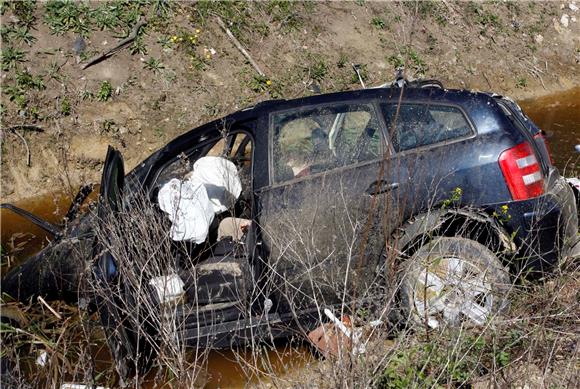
[0,191,72,271]
[1,88,578,387]
[519,86,580,175]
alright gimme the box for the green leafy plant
[248,74,272,93]
[1,47,26,71]
[442,187,463,209]
[305,58,328,82]
[44,0,92,36]
[60,97,71,116]
[516,77,528,88]
[96,80,113,102]
[143,57,164,73]
[16,70,45,91]
[371,16,386,29]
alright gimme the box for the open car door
[92,146,156,381]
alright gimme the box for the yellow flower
[501,204,509,213]
[266,79,272,86]
[206,54,211,59]
[195,28,201,34]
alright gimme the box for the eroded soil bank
[1,1,579,203]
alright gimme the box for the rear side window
[381,104,472,152]
[271,103,383,183]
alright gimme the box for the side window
[271,103,382,183]
[381,104,472,152]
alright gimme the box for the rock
[534,34,544,44]
[561,13,570,27]
[570,2,579,12]
[72,36,86,55]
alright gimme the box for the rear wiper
[0,203,60,236]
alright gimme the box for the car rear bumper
[501,175,578,272]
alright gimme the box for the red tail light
[533,132,554,165]
[499,142,545,200]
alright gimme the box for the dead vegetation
[2,172,579,388]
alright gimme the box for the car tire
[400,237,510,329]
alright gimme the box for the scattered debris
[36,350,48,367]
[569,2,579,12]
[560,14,570,27]
[149,274,185,304]
[307,309,366,358]
[534,34,544,44]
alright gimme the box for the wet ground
[1,88,579,387]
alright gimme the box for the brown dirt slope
[1,1,579,202]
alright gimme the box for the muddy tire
[400,237,510,329]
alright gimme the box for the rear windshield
[381,103,473,152]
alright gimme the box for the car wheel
[400,237,510,329]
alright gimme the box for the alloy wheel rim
[411,256,494,328]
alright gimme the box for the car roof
[245,86,493,115]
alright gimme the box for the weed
[1,25,36,46]
[248,74,272,93]
[350,63,368,85]
[144,57,164,73]
[442,187,463,209]
[337,53,348,69]
[130,36,148,55]
[81,90,94,100]
[516,77,528,88]
[387,53,405,69]
[371,16,386,30]
[195,1,253,39]
[154,127,164,138]
[101,119,116,133]
[4,85,28,109]
[306,58,328,82]
[92,5,121,31]
[60,97,71,116]
[267,1,303,32]
[5,0,36,28]
[387,47,427,76]
[96,80,113,102]
[15,71,45,91]
[468,2,502,28]
[44,0,92,36]
[1,47,26,71]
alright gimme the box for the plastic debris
[149,274,185,304]
[307,309,366,358]
[36,350,48,367]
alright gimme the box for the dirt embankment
[1,1,579,203]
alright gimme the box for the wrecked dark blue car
[3,79,578,378]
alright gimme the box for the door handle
[366,180,400,196]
